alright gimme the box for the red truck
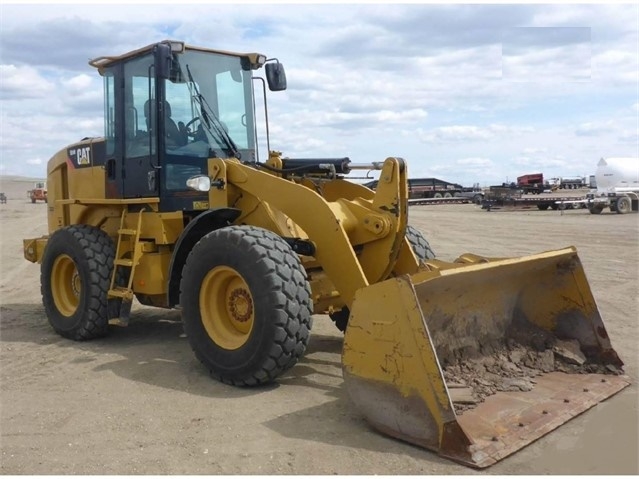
[517,173,546,194]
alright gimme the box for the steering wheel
[184,117,201,137]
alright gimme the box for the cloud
[0,16,168,72]
[521,147,548,155]
[456,157,495,167]
[501,27,592,82]
[618,130,639,144]
[418,124,534,143]
[513,155,569,169]
[26,158,43,165]
[66,74,93,91]
[592,49,639,84]
[0,64,55,99]
[324,109,428,128]
[420,125,493,142]
[501,26,591,54]
[0,4,636,181]
[318,4,535,60]
[575,121,616,136]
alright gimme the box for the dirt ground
[1,177,637,475]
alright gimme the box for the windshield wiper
[185,64,241,160]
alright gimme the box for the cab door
[120,54,159,198]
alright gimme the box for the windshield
[162,49,256,191]
[164,49,255,159]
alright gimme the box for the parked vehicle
[558,176,585,189]
[481,184,579,211]
[517,173,546,194]
[587,158,639,214]
[27,182,47,203]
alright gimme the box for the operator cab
[89,40,286,211]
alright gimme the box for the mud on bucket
[341,246,629,468]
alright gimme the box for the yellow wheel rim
[51,254,81,317]
[200,266,254,350]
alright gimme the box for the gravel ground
[1,177,637,475]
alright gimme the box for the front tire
[404,224,436,262]
[41,225,116,340]
[180,226,313,386]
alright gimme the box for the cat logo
[76,146,91,165]
[69,146,91,166]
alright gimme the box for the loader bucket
[342,247,629,468]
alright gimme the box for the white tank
[595,157,639,194]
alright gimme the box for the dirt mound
[444,339,623,414]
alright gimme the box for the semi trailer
[555,158,639,214]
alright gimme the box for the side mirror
[265,62,287,91]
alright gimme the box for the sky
[0,2,638,186]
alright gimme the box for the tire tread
[41,225,115,341]
[181,226,312,386]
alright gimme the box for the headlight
[186,175,211,192]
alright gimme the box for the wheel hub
[71,271,81,297]
[200,266,255,350]
[51,254,81,317]
[228,288,253,322]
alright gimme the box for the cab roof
[88,40,265,73]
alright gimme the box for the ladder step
[114,258,134,267]
[118,228,138,236]
[108,287,134,300]
[109,299,133,327]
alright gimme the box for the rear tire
[616,196,631,214]
[179,226,313,386]
[41,225,115,340]
[330,225,434,332]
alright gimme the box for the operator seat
[144,99,187,147]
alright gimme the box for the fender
[167,207,241,307]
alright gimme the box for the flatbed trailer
[481,195,586,211]
[555,192,639,214]
[365,177,480,200]
[408,196,472,206]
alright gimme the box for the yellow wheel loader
[23,41,629,468]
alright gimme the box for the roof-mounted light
[247,53,268,69]
[167,41,185,53]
